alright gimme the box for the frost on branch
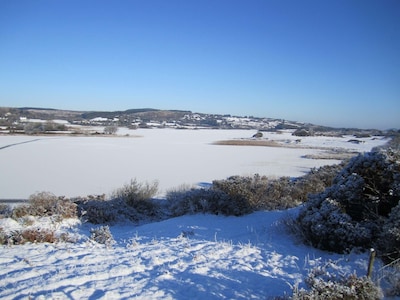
[297,149,400,260]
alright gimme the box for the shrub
[24,122,45,134]
[293,163,345,202]
[28,192,77,218]
[165,164,343,218]
[290,259,383,299]
[111,179,159,215]
[377,258,400,297]
[11,205,31,219]
[90,225,114,246]
[3,228,57,245]
[0,204,12,218]
[166,187,238,216]
[331,150,400,221]
[21,228,57,244]
[296,149,400,259]
[0,227,6,244]
[8,192,77,225]
[212,164,342,213]
[104,125,118,135]
[76,194,162,224]
[77,198,129,224]
[378,203,400,263]
[212,175,262,214]
[293,273,383,299]
[292,128,312,137]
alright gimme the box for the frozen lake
[0,129,388,199]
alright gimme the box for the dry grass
[213,139,283,147]
[302,150,358,160]
[1,228,57,245]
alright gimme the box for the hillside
[0,106,389,135]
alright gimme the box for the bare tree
[104,125,118,135]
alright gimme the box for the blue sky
[0,0,399,129]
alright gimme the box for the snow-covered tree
[104,125,118,135]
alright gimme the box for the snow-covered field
[0,128,388,199]
[0,129,394,299]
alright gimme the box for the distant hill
[0,106,391,137]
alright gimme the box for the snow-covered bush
[20,228,57,244]
[289,258,383,299]
[166,187,241,216]
[111,179,159,215]
[0,204,12,218]
[296,149,400,259]
[212,174,291,212]
[29,192,77,218]
[10,192,77,219]
[212,164,342,213]
[166,164,342,217]
[77,196,162,224]
[77,179,162,224]
[331,150,399,221]
[90,225,114,246]
[166,187,208,216]
[378,258,400,297]
[378,204,400,263]
[293,163,345,202]
[0,227,6,244]
[2,228,57,245]
[104,125,118,135]
[212,175,261,214]
[11,205,31,219]
[292,128,312,137]
[78,198,124,224]
[77,197,146,224]
[293,273,383,299]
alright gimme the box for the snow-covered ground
[0,129,388,199]
[0,208,383,299]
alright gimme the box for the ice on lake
[0,129,388,199]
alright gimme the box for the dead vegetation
[213,139,283,147]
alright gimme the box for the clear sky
[0,0,399,129]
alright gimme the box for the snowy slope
[0,209,378,299]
